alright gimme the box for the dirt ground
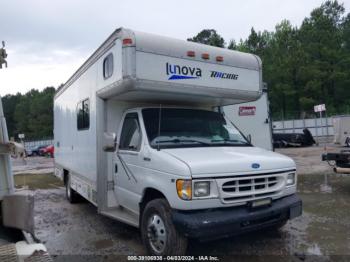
[12,146,350,261]
[275,144,340,175]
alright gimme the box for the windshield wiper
[211,139,251,145]
[155,138,211,145]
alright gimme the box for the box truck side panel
[224,93,273,150]
[54,64,98,184]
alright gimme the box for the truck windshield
[142,108,251,149]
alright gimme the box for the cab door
[113,111,144,213]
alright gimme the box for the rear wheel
[141,198,188,255]
[65,175,80,203]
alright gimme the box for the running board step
[100,207,139,227]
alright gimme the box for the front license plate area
[250,198,272,209]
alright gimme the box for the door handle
[143,157,151,162]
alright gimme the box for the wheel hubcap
[147,214,166,253]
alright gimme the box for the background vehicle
[333,115,350,146]
[54,28,302,255]
[224,90,273,150]
[273,128,315,148]
[26,145,49,156]
[39,145,54,158]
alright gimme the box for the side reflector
[187,51,195,57]
[216,56,224,62]
[202,53,210,60]
[122,38,133,45]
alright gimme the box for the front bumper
[172,194,302,240]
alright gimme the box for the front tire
[141,199,188,255]
[65,175,80,203]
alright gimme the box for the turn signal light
[176,179,192,200]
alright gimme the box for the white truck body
[0,97,50,261]
[0,97,14,199]
[332,115,350,145]
[224,91,273,150]
[54,28,301,254]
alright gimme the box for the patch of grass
[14,173,63,190]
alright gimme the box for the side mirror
[103,132,117,152]
[247,134,252,144]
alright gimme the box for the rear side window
[103,53,114,79]
[77,98,90,130]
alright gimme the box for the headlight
[176,180,192,200]
[286,173,296,186]
[194,181,210,197]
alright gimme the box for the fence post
[282,110,285,133]
[315,116,319,145]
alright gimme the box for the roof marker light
[202,53,210,60]
[122,38,133,45]
[216,56,224,62]
[187,51,195,57]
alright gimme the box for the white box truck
[224,90,273,150]
[332,115,350,146]
[54,28,302,255]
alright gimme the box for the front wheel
[141,199,188,255]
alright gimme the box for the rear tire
[65,175,80,203]
[141,198,188,255]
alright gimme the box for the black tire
[65,175,80,203]
[141,198,188,255]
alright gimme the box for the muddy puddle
[15,172,350,260]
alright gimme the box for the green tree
[5,87,55,140]
[298,0,347,113]
[188,29,225,47]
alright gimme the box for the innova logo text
[166,62,202,80]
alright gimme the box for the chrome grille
[222,177,278,192]
[217,173,286,204]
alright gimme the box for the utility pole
[0,41,8,69]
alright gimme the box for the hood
[162,146,295,177]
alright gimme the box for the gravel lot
[12,146,350,260]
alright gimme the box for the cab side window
[119,113,141,151]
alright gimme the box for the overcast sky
[1,0,349,96]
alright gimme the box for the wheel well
[63,169,69,186]
[139,188,166,220]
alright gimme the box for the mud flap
[2,193,35,235]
